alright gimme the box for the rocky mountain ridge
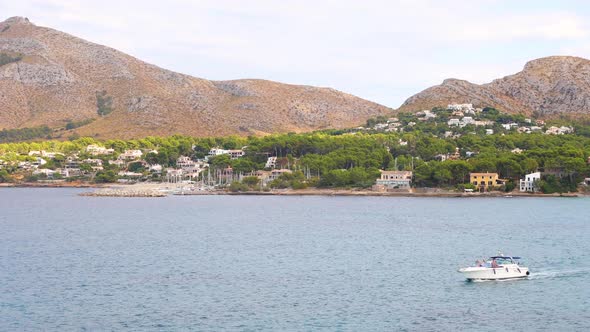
[0,16,390,138]
[400,56,590,116]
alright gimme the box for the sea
[1,188,589,331]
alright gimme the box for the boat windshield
[489,257,515,265]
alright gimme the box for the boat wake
[528,268,590,280]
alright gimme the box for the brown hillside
[400,56,590,116]
[0,17,390,138]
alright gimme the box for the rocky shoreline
[1,182,585,198]
[0,182,101,188]
[80,188,166,197]
[84,187,583,198]
[225,189,582,198]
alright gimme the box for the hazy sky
[3,0,590,107]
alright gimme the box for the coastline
[0,181,103,188]
[224,189,582,198]
[2,182,583,198]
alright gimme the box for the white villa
[416,110,437,120]
[448,119,460,127]
[82,158,103,166]
[520,172,541,192]
[460,117,475,127]
[176,156,207,174]
[208,148,229,157]
[86,145,114,155]
[447,104,475,113]
[208,147,246,159]
[545,126,574,135]
[108,159,126,167]
[149,164,163,173]
[177,156,196,169]
[375,170,413,190]
[119,149,143,160]
[228,149,245,159]
[28,150,64,158]
[265,156,277,169]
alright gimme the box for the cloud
[437,12,588,42]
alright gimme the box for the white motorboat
[459,255,530,281]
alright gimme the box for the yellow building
[470,172,499,191]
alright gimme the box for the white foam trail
[528,268,590,280]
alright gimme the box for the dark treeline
[0,52,23,66]
[0,126,52,143]
[65,118,95,130]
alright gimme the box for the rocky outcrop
[400,56,590,116]
[0,16,390,138]
[80,188,166,197]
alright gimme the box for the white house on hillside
[86,145,115,155]
[228,149,245,159]
[447,104,474,112]
[520,172,541,192]
[448,119,460,127]
[119,150,143,160]
[265,156,277,169]
[208,148,229,156]
[460,117,474,127]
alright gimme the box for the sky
[2,0,590,108]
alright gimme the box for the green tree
[79,163,93,173]
[0,52,23,66]
[94,170,117,183]
[0,169,11,183]
[209,154,231,169]
[231,158,255,174]
[128,161,145,173]
[229,181,249,192]
[145,152,159,165]
[521,158,539,173]
[242,176,260,187]
[96,90,113,117]
[446,160,472,184]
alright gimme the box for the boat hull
[459,265,530,281]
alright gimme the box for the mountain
[0,17,390,138]
[400,56,590,116]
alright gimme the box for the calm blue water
[1,188,589,331]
